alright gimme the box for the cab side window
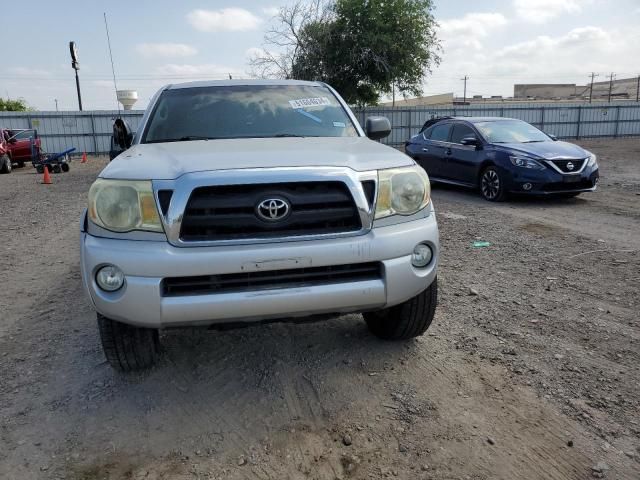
[450,123,477,144]
[429,123,451,142]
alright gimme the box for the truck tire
[364,278,437,340]
[97,314,160,372]
[0,155,11,174]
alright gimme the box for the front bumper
[80,212,439,328]
[504,165,599,195]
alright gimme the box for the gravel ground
[0,139,639,479]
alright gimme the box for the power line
[104,12,121,113]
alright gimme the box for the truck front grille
[180,182,361,242]
[162,262,382,297]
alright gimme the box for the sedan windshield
[473,120,550,144]
[142,84,359,143]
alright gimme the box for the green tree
[0,98,30,111]
[249,0,440,106]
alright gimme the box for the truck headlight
[88,179,163,233]
[375,165,431,219]
[509,155,545,170]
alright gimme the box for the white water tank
[117,90,138,110]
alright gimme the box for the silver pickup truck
[81,80,439,371]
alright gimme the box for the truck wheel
[364,278,437,340]
[61,163,70,172]
[36,165,44,174]
[52,164,62,173]
[97,314,160,372]
[0,155,12,174]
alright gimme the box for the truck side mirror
[365,116,391,140]
[112,118,133,150]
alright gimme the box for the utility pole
[461,75,469,104]
[69,41,82,111]
[54,99,58,111]
[607,72,615,103]
[588,72,599,103]
[636,74,640,102]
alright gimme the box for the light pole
[54,99,58,111]
[69,41,83,111]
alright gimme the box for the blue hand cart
[33,147,76,174]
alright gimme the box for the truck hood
[101,137,413,180]
[496,140,589,160]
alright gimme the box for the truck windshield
[474,120,550,144]
[142,84,359,143]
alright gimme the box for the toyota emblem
[566,162,575,171]
[256,197,290,222]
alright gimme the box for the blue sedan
[405,117,600,201]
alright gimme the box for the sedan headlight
[586,151,598,168]
[375,165,431,219]
[509,155,545,170]
[88,179,163,233]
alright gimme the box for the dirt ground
[0,139,638,480]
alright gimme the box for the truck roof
[167,79,323,90]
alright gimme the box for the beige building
[515,77,640,101]
[380,92,454,107]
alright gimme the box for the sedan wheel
[0,155,11,174]
[480,167,506,202]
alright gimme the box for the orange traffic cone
[42,166,52,184]
[81,152,87,164]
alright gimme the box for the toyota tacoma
[81,80,439,371]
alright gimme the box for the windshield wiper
[273,133,306,138]
[147,135,213,143]
[522,140,545,143]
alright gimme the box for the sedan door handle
[422,148,429,152]
[445,148,452,155]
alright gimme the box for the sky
[3,0,640,110]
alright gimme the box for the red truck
[1,128,41,170]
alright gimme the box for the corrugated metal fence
[1,102,639,153]
[354,102,640,147]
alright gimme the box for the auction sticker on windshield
[289,97,332,109]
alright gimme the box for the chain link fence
[1,102,639,153]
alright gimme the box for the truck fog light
[412,243,433,268]
[522,183,532,191]
[96,265,125,292]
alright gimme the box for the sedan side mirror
[365,116,391,140]
[460,136,480,147]
[112,118,133,150]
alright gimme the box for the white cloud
[514,0,584,23]
[439,13,508,38]
[154,63,244,78]
[262,6,280,17]
[186,8,262,32]
[136,43,197,57]
[426,23,640,98]
[438,13,508,52]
